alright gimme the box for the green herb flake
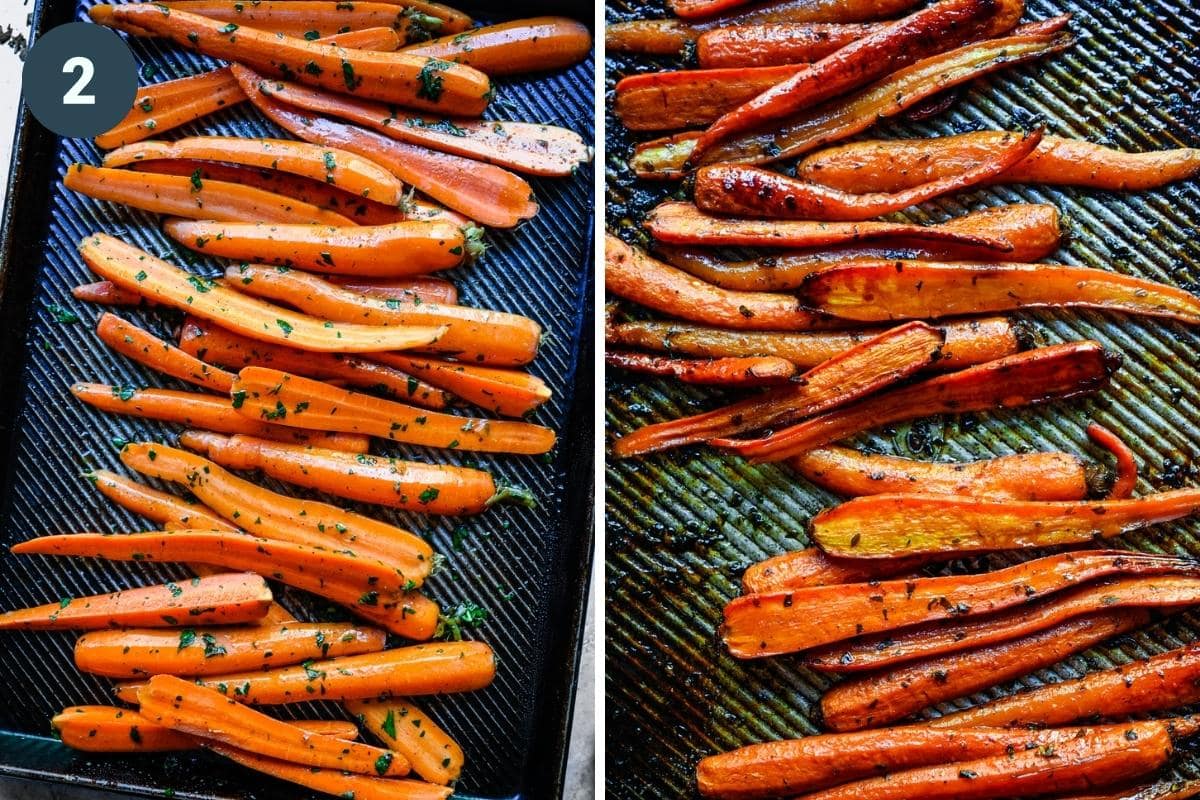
[178,628,196,651]
[416,59,452,102]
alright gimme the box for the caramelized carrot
[714,342,1119,462]
[719,550,1195,658]
[75,621,386,678]
[347,698,463,785]
[403,17,591,75]
[0,572,270,630]
[612,321,943,457]
[374,353,551,417]
[231,368,557,454]
[697,23,880,68]
[668,0,920,20]
[97,312,235,394]
[73,280,149,307]
[741,547,935,593]
[158,0,463,41]
[606,351,796,386]
[88,469,237,532]
[1089,423,1138,500]
[1061,781,1200,800]
[615,65,808,132]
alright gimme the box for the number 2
[62,56,95,105]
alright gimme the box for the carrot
[72,280,149,307]
[232,367,557,454]
[1063,780,1200,800]
[1089,423,1138,500]
[119,442,436,585]
[0,572,271,630]
[373,353,551,417]
[63,164,353,225]
[713,342,1119,462]
[80,234,446,354]
[347,699,463,785]
[694,129,1044,220]
[797,131,1200,192]
[615,65,809,132]
[668,0,921,20]
[178,430,510,516]
[332,276,458,305]
[818,609,1152,731]
[97,312,235,394]
[158,0,459,42]
[800,260,1200,325]
[139,674,409,775]
[605,351,796,386]
[91,5,492,115]
[612,321,943,457]
[402,17,590,75]
[741,547,935,593]
[605,315,1020,370]
[113,642,496,705]
[719,550,1197,658]
[88,468,237,532]
[70,382,371,452]
[811,488,1200,558]
[696,23,880,68]
[224,263,543,367]
[235,66,539,226]
[104,137,407,206]
[75,621,387,678]
[178,317,453,410]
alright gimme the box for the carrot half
[63,164,352,225]
[234,65,538,227]
[800,260,1200,325]
[88,469,237,532]
[696,23,881,68]
[818,609,1152,732]
[224,263,543,367]
[1089,422,1138,500]
[91,5,492,115]
[333,277,458,305]
[668,0,922,21]
[232,367,557,454]
[97,312,235,394]
[179,430,508,516]
[158,0,454,42]
[113,642,496,705]
[347,698,464,785]
[70,383,369,452]
[402,17,591,75]
[605,351,796,386]
[75,621,386,678]
[104,136,407,206]
[1065,782,1200,800]
[811,488,1200,558]
[719,550,1198,658]
[73,280,148,307]
[714,342,1120,462]
[374,354,551,417]
[742,547,936,593]
[80,234,446,354]
[615,64,809,132]
[0,572,270,630]
[612,321,943,457]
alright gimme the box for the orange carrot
[232,367,557,454]
[697,23,880,68]
[88,469,237,532]
[1089,422,1138,499]
[402,17,591,75]
[332,276,458,305]
[158,0,460,41]
[741,547,935,593]
[1062,780,1200,800]
[73,280,149,307]
[615,65,807,132]
[374,353,551,417]
[97,312,235,394]
[0,572,270,630]
[347,698,464,785]
[606,351,796,386]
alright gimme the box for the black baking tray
[0,1,595,798]
[605,0,1200,797]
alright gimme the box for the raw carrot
[696,23,880,68]
[63,164,353,225]
[615,65,808,132]
[72,280,148,307]
[75,621,387,678]
[347,698,464,785]
[402,17,591,75]
[741,547,935,593]
[97,312,235,394]
[606,351,796,386]
[374,353,551,417]
[158,0,459,42]
[0,572,271,630]
[1089,422,1138,500]
[232,367,557,454]
[88,468,237,532]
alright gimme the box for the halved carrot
[696,23,880,68]
[91,5,492,115]
[63,164,353,225]
[402,17,591,75]
[75,621,386,678]
[374,354,551,417]
[178,430,508,516]
[606,351,795,386]
[225,264,542,367]
[1089,422,1138,499]
[1057,781,1200,800]
[347,698,464,785]
[612,321,943,457]
[88,468,237,532]
[741,547,935,593]
[0,572,270,630]
[714,342,1119,462]
[159,0,456,41]
[97,312,235,394]
[73,280,148,307]
[333,276,458,305]
[80,233,446,353]
[104,137,406,206]
[615,65,807,131]
[70,382,370,452]
[232,367,557,454]
[719,550,1196,658]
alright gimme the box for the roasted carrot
[714,342,1119,462]
[80,234,446,354]
[612,321,943,457]
[72,280,149,307]
[63,164,353,225]
[615,65,808,132]
[741,547,935,593]
[113,642,496,705]
[402,17,590,75]
[235,66,539,226]
[373,353,551,417]
[818,609,1152,731]
[0,572,270,630]
[800,260,1200,325]
[668,0,921,20]
[332,276,458,305]
[104,137,407,206]
[347,698,463,785]
[97,312,235,394]
[70,383,370,452]
[232,367,557,454]
[606,351,796,386]
[798,131,1200,192]
[158,0,460,42]
[694,130,1043,220]
[719,550,1196,658]
[1063,780,1200,800]
[791,446,1091,501]
[1089,423,1138,500]
[224,263,543,367]
[697,23,880,67]
[811,488,1200,558]
[178,430,508,516]
[91,5,492,115]
[75,621,386,678]
[88,469,237,532]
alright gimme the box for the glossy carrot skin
[0,572,271,629]
[697,23,879,67]
[374,354,551,417]
[403,17,591,75]
[73,280,148,306]
[606,351,795,386]
[670,0,922,22]
[615,65,807,131]
[333,277,458,305]
[97,312,236,394]
[1063,781,1200,800]
[347,698,463,785]
[799,131,1200,192]
[741,547,935,593]
[819,609,1151,731]
[1089,423,1137,499]
[159,0,457,41]
[89,468,237,531]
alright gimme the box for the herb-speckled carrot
[402,17,591,75]
[97,312,235,394]
[158,0,466,42]
[347,698,464,786]
[88,469,236,532]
